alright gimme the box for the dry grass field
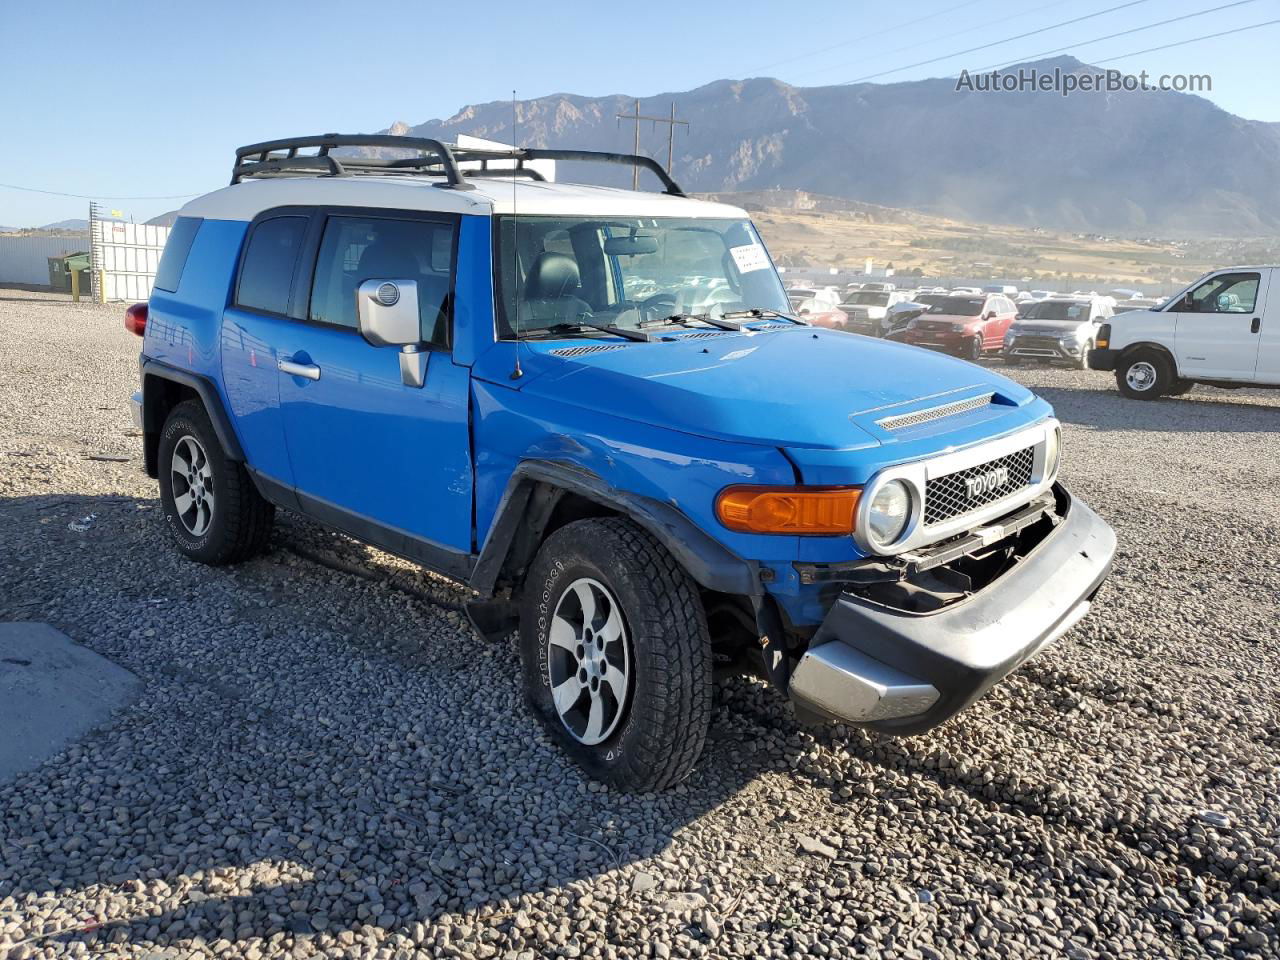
[743,201,1228,291]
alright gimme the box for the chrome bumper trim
[790,643,940,723]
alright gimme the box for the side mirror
[357,279,427,388]
[357,279,420,347]
[983,311,995,321]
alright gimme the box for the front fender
[469,460,762,597]
[469,379,802,598]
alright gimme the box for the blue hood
[481,328,1045,451]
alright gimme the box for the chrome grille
[548,344,631,358]
[925,445,1035,525]
[877,393,993,431]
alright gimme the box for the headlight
[951,322,967,332]
[1044,426,1061,480]
[867,480,912,546]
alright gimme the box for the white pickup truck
[1089,266,1280,398]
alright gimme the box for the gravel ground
[1,287,1278,960]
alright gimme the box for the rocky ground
[0,288,1277,959]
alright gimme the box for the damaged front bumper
[788,485,1115,734]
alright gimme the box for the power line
[792,0,1063,82]
[841,0,1152,84]
[757,0,988,74]
[0,182,199,201]
[974,0,1265,73]
[1091,15,1280,65]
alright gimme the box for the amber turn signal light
[715,485,861,535]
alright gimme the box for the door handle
[278,358,321,381]
[1251,317,1261,334]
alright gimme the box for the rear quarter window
[236,215,308,315]
[152,217,203,294]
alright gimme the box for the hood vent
[675,331,732,341]
[548,343,632,358]
[876,392,994,431]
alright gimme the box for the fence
[89,203,171,302]
[0,234,89,286]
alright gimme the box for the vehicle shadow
[0,492,817,955]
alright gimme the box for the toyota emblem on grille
[965,465,1010,499]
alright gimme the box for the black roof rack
[231,134,685,196]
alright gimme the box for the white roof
[179,175,748,223]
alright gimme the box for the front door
[1173,270,1268,381]
[276,210,474,569]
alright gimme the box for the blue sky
[2,0,1277,226]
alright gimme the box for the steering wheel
[638,293,679,323]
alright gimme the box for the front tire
[158,400,274,564]
[1115,350,1172,400]
[519,517,712,792]
[1076,339,1093,370]
[967,335,984,362]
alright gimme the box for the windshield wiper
[720,308,808,325]
[536,321,654,342]
[642,312,747,332]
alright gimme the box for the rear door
[221,211,312,488]
[275,208,474,568]
[1172,270,1267,381]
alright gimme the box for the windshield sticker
[730,243,770,274]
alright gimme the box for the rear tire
[158,400,274,564]
[1115,350,1172,400]
[519,517,712,792]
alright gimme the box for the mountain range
[382,57,1280,236]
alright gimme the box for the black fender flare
[141,358,245,465]
[469,460,762,599]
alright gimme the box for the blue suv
[128,136,1115,791]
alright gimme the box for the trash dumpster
[47,252,91,294]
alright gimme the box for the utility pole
[615,100,688,189]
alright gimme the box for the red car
[901,293,1018,361]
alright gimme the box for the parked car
[1112,297,1160,314]
[982,284,1018,296]
[860,281,895,293]
[950,286,983,296]
[902,293,1019,361]
[787,286,819,312]
[1002,297,1114,368]
[839,290,912,336]
[126,134,1114,791]
[1090,266,1279,399]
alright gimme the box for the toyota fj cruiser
[128,135,1115,791]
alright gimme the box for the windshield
[847,291,890,306]
[927,296,985,316]
[1020,300,1089,321]
[495,216,790,338]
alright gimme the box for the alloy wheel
[170,434,214,536]
[547,577,631,745]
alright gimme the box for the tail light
[1095,323,1111,349]
[124,303,148,337]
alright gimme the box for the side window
[308,215,457,347]
[153,216,203,293]
[1186,272,1259,314]
[236,216,308,315]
